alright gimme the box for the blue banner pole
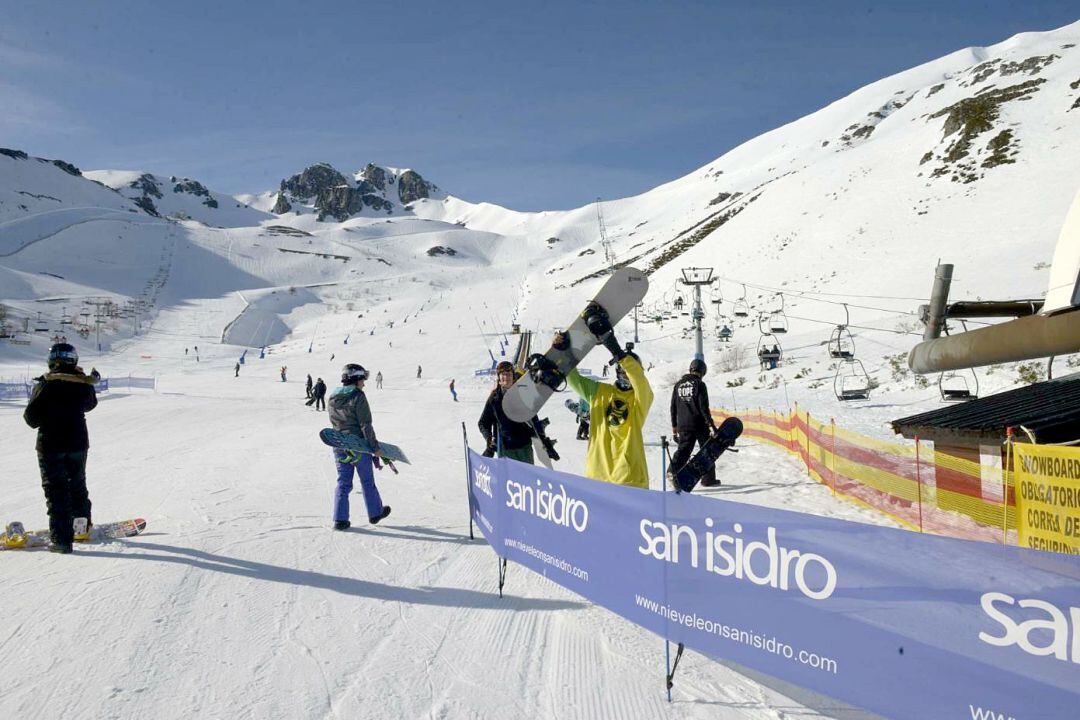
[462,422,474,541]
[660,435,672,702]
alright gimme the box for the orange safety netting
[713,406,1017,544]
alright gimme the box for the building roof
[891,372,1080,444]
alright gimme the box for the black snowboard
[671,417,743,493]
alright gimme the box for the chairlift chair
[732,284,750,318]
[767,293,788,334]
[756,333,783,370]
[939,370,978,401]
[828,304,855,359]
[717,325,733,342]
[834,359,871,401]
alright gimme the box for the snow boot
[49,541,73,554]
[369,506,391,525]
[333,520,351,531]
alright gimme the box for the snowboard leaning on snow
[1,518,148,551]
[501,266,649,423]
[670,417,743,493]
[319,428,410,465]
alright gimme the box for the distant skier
[565,398,590,440]
[185,347,188,356]
[327,364,391,530]
[280,366,287,382]
[416,365,422,379]
[306,374,313,398]
[478,361,557,465]
[449,379,457,402]
[22,343,100,553]
[375,371,383,389]
[306,377,327,410]
[234,362,240,378]
[669,359,720,489]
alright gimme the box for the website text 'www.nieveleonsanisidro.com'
[634,594,839,674]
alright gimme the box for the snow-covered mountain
[2,22,1078,401]
[85,169,274,227]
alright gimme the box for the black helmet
[341,363,369,384]
[689,358,707,376]
[48,342,78,370]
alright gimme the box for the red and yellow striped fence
[713,406,1018,544]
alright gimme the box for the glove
[90,368,101,382]
[482,443,496,458]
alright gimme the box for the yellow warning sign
[1015,443,1080,555]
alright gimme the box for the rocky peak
[280,163,348,201]
[397,170,434,204]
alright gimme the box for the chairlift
[732,284,750,318]
[939,370,978,401]
[717,325,733,342]
[828,303,855,359]
[34,313,48,333]
[709,284,723,305]
[767,294,788,334]
[756,333,783,370]
[834,358,871,401]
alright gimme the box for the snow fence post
[661,434,674,702]
[462,422,474,541]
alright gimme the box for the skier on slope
[562,309,653,488]
[234,362,240,378]
[312,377,327,410]
[305,374,313,398]
[669,359,720,489]
[327,364,391,530]
[478,361,558,465]
[22,343,100,553]
[375,371,383,389]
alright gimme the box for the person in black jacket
[23,343,100,553]
[669,358,720,488]
[478,361,557,465]
[312,377,326,410]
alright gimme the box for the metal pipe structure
[908,308,1080,373]
[922,264,953,341]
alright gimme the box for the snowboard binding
[3,522,28,549]
[525,353,567,391]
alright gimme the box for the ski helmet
[341,363,369,384]
[689,358,707,376]
[47,342,78,370]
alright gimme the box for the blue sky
[1,1,1076,210]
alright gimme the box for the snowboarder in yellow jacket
[560,299,653,492]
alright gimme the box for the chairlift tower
[680,267,714,361]
[596,198,614,273]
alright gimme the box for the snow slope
[1,20,1079,720]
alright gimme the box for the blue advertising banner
[466,449,1080,720]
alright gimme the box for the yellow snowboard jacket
[566,355,653,489]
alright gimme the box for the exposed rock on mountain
[398,170,433,204]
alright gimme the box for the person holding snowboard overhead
[563,306,653,489]
[669,358,720,488]
[478,361,558,465]
[22,343,100,553]
[327,364,390,530]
